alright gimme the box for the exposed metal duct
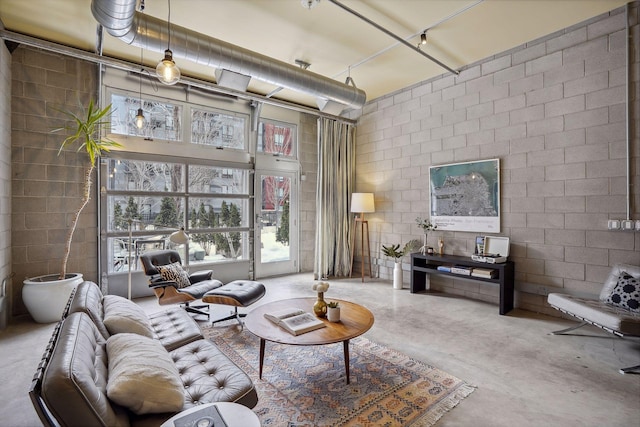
[90,0,366,112]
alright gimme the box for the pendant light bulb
[156,49,180,85]
[420,32,427,45]
[135,108,146,129]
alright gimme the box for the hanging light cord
[167,0,171,51]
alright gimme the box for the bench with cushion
[547,263,640,374]
[29,281,258,427]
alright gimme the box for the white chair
[547,263,640,374]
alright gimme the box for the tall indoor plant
[22,100,120,323]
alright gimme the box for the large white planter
[22,273,83,323]
[393,262,403,290]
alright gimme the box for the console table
[410,253,515,315]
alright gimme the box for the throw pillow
[106,333,184,415]
[103,295,154,338]
[605,272,640,312]
[158,262,191,289]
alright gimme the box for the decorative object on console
[350,193,375,282]
[415,216,437,255]
[438,237,444,255]
[312,282,330,317]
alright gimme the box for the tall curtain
[314,117,355,279]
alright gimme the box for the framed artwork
[429,158,500,233]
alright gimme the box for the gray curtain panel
[314,118,356,279]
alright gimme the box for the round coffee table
[244,297,374,384]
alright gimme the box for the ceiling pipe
[90,0,366,112]
[0,28,356,125]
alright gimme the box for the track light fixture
[420,31,427,45]
[156,0,180,85]
[301,0,320,10]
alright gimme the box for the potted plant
[22,100,121,323]
[382,240,420,290]
[416,216,437,255]
[327,301,340,322]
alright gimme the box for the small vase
[327,306,340,322]
[313,292,327,317]
[420,233,428,255]
[393,262,403,290]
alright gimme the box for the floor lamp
[350,193,375,282]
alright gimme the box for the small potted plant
[327,301,340,322]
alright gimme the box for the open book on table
[264,308,326,336]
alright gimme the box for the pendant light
[156,0,180,85]
[135,49,146,129]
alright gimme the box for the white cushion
[106,333,184,415]
[103,295,154,338]
[599,263,640,301]
[158,261,191,289]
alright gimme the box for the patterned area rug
[202,324,475,427]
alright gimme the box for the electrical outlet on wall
[621,220,634,231]
[608,219,620,230]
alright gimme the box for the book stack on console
[436,265,452,272]
[471,268,497,279]
[450,265,472,276]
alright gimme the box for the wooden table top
[244,298,374,346]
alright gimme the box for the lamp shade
[169,227,189,245]
[351,193,375,213]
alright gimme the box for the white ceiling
[0,0,630,110]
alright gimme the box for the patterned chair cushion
[158,262,191,289]
[605,272,640,313]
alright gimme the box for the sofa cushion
[169,339,258,409]
[106,333,184,415]
[103,295,154,338]
[158,262,191,289]
[604,272,640,312]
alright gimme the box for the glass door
[254,170,298,277]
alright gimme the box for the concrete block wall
[354,4,639,315]
[299,113,318,272]
[11,46,98,319]
[0,41,12,328]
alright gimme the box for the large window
[103,157,251,273]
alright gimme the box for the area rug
[202,324,475,427]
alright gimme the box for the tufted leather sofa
[29,281,258,427]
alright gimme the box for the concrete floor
[1,273,639,426]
